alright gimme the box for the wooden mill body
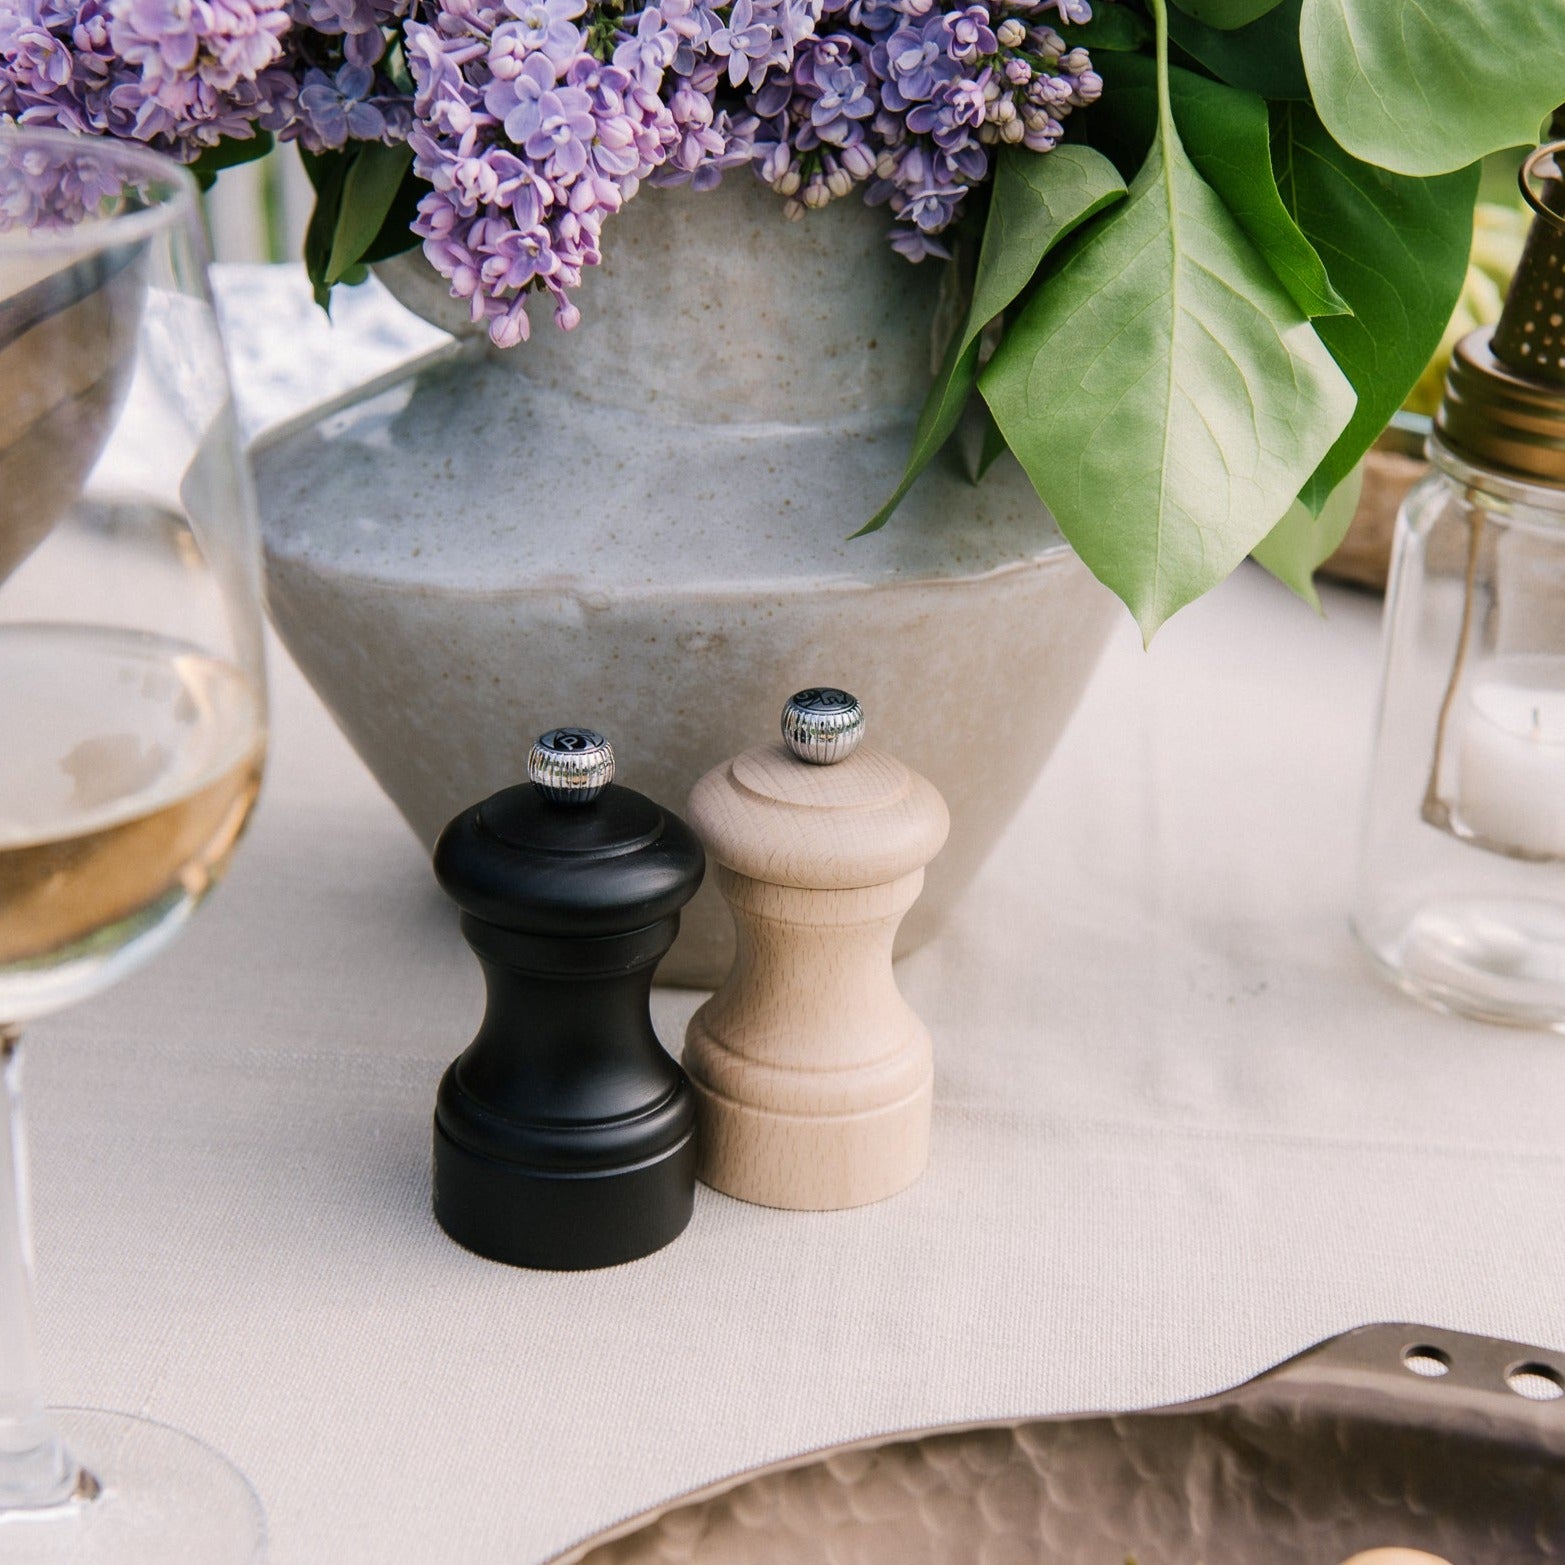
[683,740,949,1210]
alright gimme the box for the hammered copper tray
[550,1325,1564,1563]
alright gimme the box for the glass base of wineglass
[0,1410,263,1563]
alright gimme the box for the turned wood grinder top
[690,691,949,891]
[436,728,704,938]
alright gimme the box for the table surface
[24,269,1565,1565]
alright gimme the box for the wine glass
[0,127,267,1559]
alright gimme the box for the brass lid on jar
[1435,142,1565,489]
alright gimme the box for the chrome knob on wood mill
[682,688,949,1210]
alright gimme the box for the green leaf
[326,141,415,287]
[964,147,1127,353]
[980,0,1355,639]
[861,335,981,532]
[356,169,429,266]
[301,151,349,310]
[187,131,274,191]
[1081,55,1347,319]
[1300,0,1565,176]
[859,145,1125,535]
[1166,0,1307,100]
[1067,3,1151,51]
[1171,0,1282,27]
[1273,102,1478,511]
[1176,71,1348,320]
[1251,459,1363,609]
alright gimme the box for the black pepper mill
[431,727,704,1269]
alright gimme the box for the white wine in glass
[0,127,268,1560]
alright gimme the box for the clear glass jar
[1354,437,1565,1029]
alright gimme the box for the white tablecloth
[25,271,1565,1565]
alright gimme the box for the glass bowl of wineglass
[0,126,268,1560]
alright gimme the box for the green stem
[1148,0,1173,149]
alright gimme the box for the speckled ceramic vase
[253,177,1116,986]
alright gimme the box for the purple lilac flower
[295,59,383,143]
[733,0,1098,255]
[707,0,810,91]
[110,0,290,111]
[405,0,679,345]
[2,0,294,158]
[3,0,1098,335]
[496,0,585,68]
[943,4,992,62]
[0,0,415,160]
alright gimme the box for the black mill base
[432,1076,698,1271]
[430,777,706,1272]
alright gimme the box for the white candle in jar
[1337,1553,1454,1565]
[1455,654,1565,857]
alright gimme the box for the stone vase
[253,177,1116,986]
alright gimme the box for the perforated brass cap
[1435,142,1565,489]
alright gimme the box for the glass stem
[0,1027,78,1510]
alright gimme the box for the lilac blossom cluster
[402,0,824,344]
[1,0,1098,343]
[0,0,297,158]
[280,0,412,151]
[752,0,1101,258]
[0,0,415,162]
[407,0,1095,341]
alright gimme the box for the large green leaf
[1171,0,1282,27]
[980,4,1355,639]
[962,148,1127,364]
[1300,0,1565,176]
[1167,0,1307,100]
[1170,69,1347,319]
[860,145,1124,534]
[1251,459,1362,609]
[1080,56,1346,320]
[326,141,415,286]
[1273,103,1478,511]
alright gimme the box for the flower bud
[783,197,805,220]
[803,178,830,209]
[983,78,1001,101]
[826,167,853,197]
[842,142,876,178]
[1004,57,1031,85]
[977,122,999,143]
[1000,115,1025,143]
[875,150,899,179]
[1062,47,1090,73]
[994,96,1016,123]
[776,167,801,195]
